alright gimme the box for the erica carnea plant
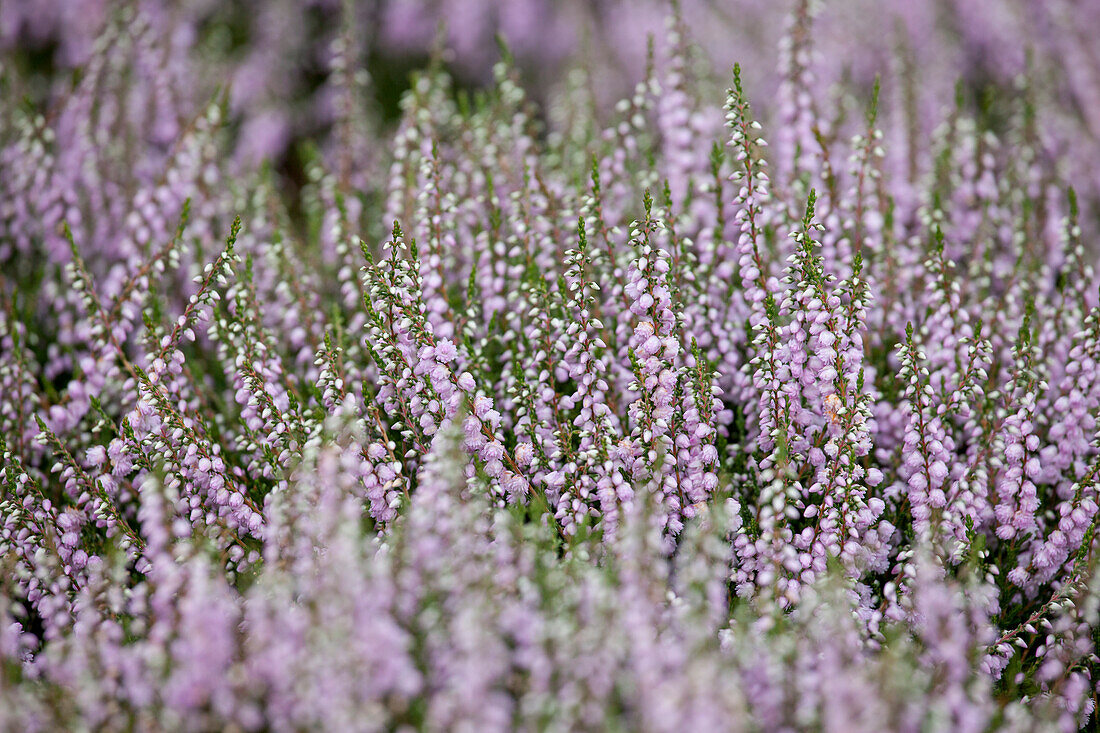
[4,1,1100,731]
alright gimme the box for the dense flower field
[4,1,1100,730]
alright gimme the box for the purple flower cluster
[4,1,1100,730]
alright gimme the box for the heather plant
[4,1,1100,731]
